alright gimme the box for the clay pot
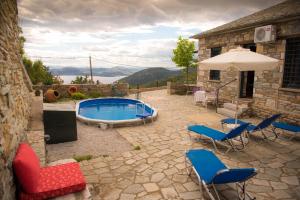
[44,89,59,102]
[68,86,78,95]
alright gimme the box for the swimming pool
[76,98,157,126]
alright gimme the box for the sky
[18,0,284,69]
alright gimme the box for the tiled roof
[191,0,300,39]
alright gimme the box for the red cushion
[20,162,86,200]
[13,143,41,193]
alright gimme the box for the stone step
[217,107,243,118]
[223,103,248,112]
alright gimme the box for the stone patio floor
[46,90,300,200]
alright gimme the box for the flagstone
[281,176,300,186]
[173,174,188,183]
[151,172,165,182]
[135,176,150,184]
[252,179,270,186]
[85,175,99,184]
[161,187,179,199]
[286,160,300,169]
[116,179,133,189]
[136,163,150,172]
[158,178,173,187]
[119,194,135,200]
[138,192,162,200]
[179,191,202,200]
[147,157,160,164]
[183,181,200,191]
[269,190,292,199]
[94,167,110,175]
[143,183,160,192]
[125,159,136,165]
[103,189,122,200]
[270,181,289,190]
[247,184,273,193]
[123,184,145,194]
[164,167,178,176]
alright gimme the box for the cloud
[18,0,284,32]
[17,0,285,68]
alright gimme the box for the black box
[43,104,77,144]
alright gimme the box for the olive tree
[172,36,196,84]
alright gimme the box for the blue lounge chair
[221,114,282,140]
[188,123,250,153]
[272,122,300,140]
[186,149,257,200]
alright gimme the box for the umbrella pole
[235,71,240,125]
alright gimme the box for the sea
[59,75,125,84]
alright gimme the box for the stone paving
[46,121,132,162]
[47,90,300,200]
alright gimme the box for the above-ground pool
[76,98,157,126]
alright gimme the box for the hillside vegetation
[118,67,180,86]
[118,67,199,88]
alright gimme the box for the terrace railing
[215,78,237,112]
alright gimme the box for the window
[211,47,222,57]
[210,70,220,80]
[209,47,222,80]
[282,37,300,89]
[243,43,256,52]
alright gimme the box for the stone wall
[129,86,167,94]
[197,19,300,124]
[167,82,191,95]
[0,0,32,199]
[34,83,129,98]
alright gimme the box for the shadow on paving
[46,121,133,162]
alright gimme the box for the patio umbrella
[199,47,279,125]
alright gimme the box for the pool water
[78,98,153,121]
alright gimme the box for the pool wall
[76,97,158,127]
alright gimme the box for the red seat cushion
[13,143,41,193]
[20,162,86,200]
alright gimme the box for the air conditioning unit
[254,25,276,43]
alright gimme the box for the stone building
[0,0,33,199]
[192,0,300,125]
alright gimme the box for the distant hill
[49,66,145,77]
[119,67,180,86]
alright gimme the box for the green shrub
[73,154,93,162]
[88,91,103,98]
[133,145,141,150]
[71,92,87,100]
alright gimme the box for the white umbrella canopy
[199,47,279,71]
[199,47,279,127]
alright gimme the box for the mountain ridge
[118,67,180,86]
[49,66,147,77]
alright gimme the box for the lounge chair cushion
[20,162,86,200]
[186,149,257,185]
[221,118,263,132]
[13,143,41,193]
[273,122,300,133]
[222,114,281,133]
[188,125,226,141]
[212,168,257,184]
[221,118,246,125]
[244,124,257,132]
[186,149,227,184]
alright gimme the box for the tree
[172,36,196,84]
[19,28,54,85]
[71,75,89,84]
[22,57,54,85]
